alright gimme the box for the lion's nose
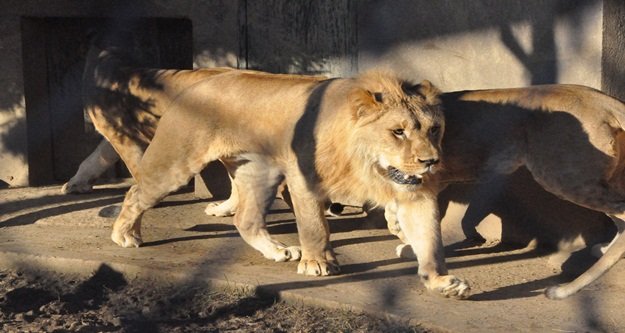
[418,158,439,167]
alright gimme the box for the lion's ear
[406,80,441,105]
[350,88,383,119]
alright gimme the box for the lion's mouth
[387,166,423,185]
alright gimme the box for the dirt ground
[1,183,625,332]
[0,268,425,333]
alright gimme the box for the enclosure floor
[1,183,624,332]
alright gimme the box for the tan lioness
[386,85,625,300]
[82,48,470,299]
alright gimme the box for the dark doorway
[21,17,193,185]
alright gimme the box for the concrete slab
[1,184,624,332]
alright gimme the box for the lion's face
[374,104,444,190]
[350,79,444,192]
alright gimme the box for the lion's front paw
[425,275,471,299]
[111,229,143,248]
[61,181,93,194]
[204,201,236,217]
[273,245,302,262]
[297,258,340,276]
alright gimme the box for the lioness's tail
[545,219,625,299]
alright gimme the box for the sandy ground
[1,182,624,332]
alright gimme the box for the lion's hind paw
[204,201,236,217]
[590,242,614,258]
[61,181,93,194]
[274,245,302,262]
[111,229,143,248]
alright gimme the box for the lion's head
[348,72,444,194]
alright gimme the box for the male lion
[80,47,470,299]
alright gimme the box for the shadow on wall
[358,0,596,50]
[358,0,598,87]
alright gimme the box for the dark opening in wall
[21,17,192,185]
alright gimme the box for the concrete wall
[602,0,625,101]
[358,0,602,91]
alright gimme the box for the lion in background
[62,41,234,195]
[74,42,470,299]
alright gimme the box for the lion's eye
[392,128,405,137]
[429,125,441,136]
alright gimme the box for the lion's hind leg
[530,180,625,299]
[62,139,120,194]
[205,160,239,217]
[110,166,183,248]
[525,147,625,298]
[383,201,418,259]
[232,157,301,262]
[111,184,146,248]
[546,214,625,300]
[110,118,220,248]
[204,183,238,217]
